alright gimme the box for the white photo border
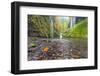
[20,6,95,70]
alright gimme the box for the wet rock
[70,49,81,59]
[28,38,88,60]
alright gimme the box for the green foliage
[65,19,88,38]
[28,15,51,38]
[28,15,87,39]
[31,43,37,47]
[53,17,70,38]
[32,37,38,40]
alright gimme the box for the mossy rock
[31,43,37,47]
[32,37,38,41]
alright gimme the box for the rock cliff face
[28,24,41,37]
[28,15,51,38]
[28,15,87,38]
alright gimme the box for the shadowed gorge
[28,15,88,61]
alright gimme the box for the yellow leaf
[43,47,49,52]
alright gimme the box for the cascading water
[60,33,63,39]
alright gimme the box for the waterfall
[60,33,63,39]
[70,17,76,28]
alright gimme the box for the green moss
[31,43,37,47]
[29,15,50,38]
[65,19,88,38]
[32,37,38,41]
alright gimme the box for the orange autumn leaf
[43,47,49,52]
